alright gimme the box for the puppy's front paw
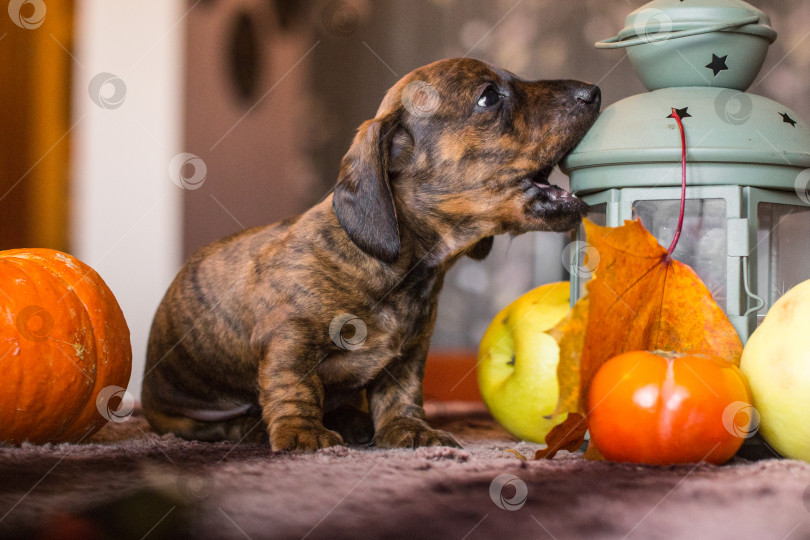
[269,421,344,452]
[373,418,461,449]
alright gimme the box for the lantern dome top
[562,0,809,194]
[597,0,777,91]
[611,0,776,45]
[560,87,810,194]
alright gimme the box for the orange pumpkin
[0,249,131,444]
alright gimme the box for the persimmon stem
[667,108,687,259]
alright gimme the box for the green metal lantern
[561,0,810,342]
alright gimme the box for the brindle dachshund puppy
[142,58,600,451]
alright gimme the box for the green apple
[740,278,810,462]
[477,281,570,443]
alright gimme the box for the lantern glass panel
[756,203,810,325]
[586,203,607,227]
[572,204,607,297]
[632,199,727,305]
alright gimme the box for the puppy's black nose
[575,85,601,106]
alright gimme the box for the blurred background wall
[1,0,809,400]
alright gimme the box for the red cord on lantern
[667,108,687,259]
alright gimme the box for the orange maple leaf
[531,109,743,459]
[539,218,743,459]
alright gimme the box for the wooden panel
[0,16,34,247]
[0,1,73,251]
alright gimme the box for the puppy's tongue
[530,166,554,187]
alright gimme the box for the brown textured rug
[1,404,809,540]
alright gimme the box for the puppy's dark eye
[477,86,502,108]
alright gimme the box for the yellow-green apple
[740,278,810,462]
[477,281,570,443]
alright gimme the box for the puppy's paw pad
[374,419,460,449]
[411,428,461,449]
[270,425,345,452]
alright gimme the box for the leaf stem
[667,108,687,259]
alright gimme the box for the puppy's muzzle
[521,81,600,230]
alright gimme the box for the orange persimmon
[586,350,753,465]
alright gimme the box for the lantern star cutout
[668,107,692,120]
[780,112,798,127]
[706,54,729,77]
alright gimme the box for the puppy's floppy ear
[333,111,402,263]
[466,236,494,260]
